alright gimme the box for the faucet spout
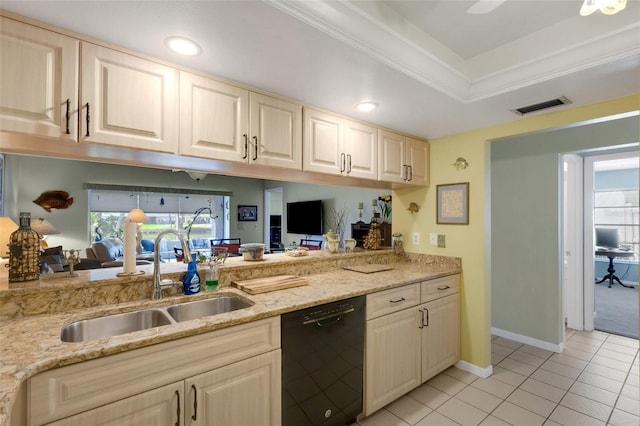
[152,230,192,301]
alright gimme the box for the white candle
[122,221,137,274]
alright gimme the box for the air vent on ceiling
[511,96,572,116]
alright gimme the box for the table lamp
[31,218,60,249]
[0,217,18,258]
[119,208,148,276]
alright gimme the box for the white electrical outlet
[429,233,437,246]
[413,232,420,245]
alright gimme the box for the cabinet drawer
[366,284,420,320]
[29,317,280,425]
[421,275,459,303]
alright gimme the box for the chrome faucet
[152,230,192,301]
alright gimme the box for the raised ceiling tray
[343,264,394,274]
[232,274,308,294]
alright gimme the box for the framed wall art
[237,205,258,222]
[437,182,469,224]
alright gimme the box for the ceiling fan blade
[467,0,508,14]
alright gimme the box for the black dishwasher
[281,296,365,426]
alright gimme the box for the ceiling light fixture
[580,0,627,16]
[356,101,378,112]
[165,36,201,56]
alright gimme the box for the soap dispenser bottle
[183,253,201,295]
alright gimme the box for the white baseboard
[491,327,565,353]
[455,360,493,379]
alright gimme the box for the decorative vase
[8,212,40,282]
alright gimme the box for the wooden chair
[210,238,242,255]
[299,239,322,250]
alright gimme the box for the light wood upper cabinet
[303,107,377,179]
[0,17,79,141]
[80,42,179,153]
[378,129,430,186]
[180,71,301,169]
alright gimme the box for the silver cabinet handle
[419,309,425,329]
[340,153,346,173]
[347,154,352,173]
[402,164,409,181]
[408,165,413,181]
[252,136,258,161]
[242,134,248,159]
[175,390,181,426]
[389,297,406,304]
[85,102,90,137]
[424,308,429,327]
[437,285,450,291]
[191,384,197,420]
[65,99,70,135]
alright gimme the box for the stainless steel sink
[166,295,253,322]
[61,309,173,342]
[61,295,254,342]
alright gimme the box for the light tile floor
[356,329,639,425]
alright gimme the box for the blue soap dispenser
[183,253,201,295]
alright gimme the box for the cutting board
[343,264,394,274]
[232,275,308,294]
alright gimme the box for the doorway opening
[264,188,283,252]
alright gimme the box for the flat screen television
[286,200,323,235]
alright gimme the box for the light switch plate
[429,233,437,246]
[413,232,420,245]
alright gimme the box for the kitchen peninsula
[1,250,461,425]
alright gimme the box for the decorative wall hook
[407,202,420,213]
[452,157,469,170]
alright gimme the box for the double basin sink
[61,295,253,343]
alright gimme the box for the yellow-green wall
[393,93,640,369]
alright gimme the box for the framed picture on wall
[238,205,258,222]
[437,182,469,224]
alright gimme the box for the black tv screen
[286,200,323,235]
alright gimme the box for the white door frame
[264,187,283,248]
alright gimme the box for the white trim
[491,327,565,353]
[455,360,493,379]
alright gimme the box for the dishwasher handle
[302,307,355,326]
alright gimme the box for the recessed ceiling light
[356,101,378,112]
[165,36,201,56]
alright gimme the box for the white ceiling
[2,0,639,139]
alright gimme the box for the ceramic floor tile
[568,334,605,348]
[492,337,523,350]
[492,343,516,357]
[506,389,557,417]
[575,330,609,341]
[530,368,575,390]
[565,340,600,355]
[385,396,432,425]
[496,358,536,377]
[470,377,516,399]
[408,384,451,410]
[548,405,605,426]
[549,353,589,370]
[595,348,637,364]
[540,359,582,380]
[582,362,629,383]
[519,378,567,403]
[444,367,478,385]
[600,342,639,356]
[478,416,511,426]
[626,372,639,387]
[437,398,488,426]
[615,395,640,417]
[492,401,545,426]
[562,347,595,362]
[542,420,562,426]
[568,381,618,406]
[620,383,639,400]
[414,411,461,426]
[518,344,553,359]
[608,408,640,426]
[359,408,410,426]
[427,373,467,396]
[508,350,547,367]
[455,386,503,413]
[559,392,612,421]
[577,371,624,394]
[605,335,640,349]
[491,353,506,365]
[490,366,528,388]
[588,355,632,373]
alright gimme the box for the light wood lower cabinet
[364,275,460,416]
[28,317,280,426]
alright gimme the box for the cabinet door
[406,137,430,186]
[80,42,178,153]
[186,350,281,426]
[365,308,421,416]
[421,293,460,382]
[249,92,302,170]
[303,107,343,175]
[179,71,249,162]
[344,120,377,179]
[0,17,79,141]
[378,129,406,183]
[45,382,183,426]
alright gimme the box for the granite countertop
[0,251,461,424]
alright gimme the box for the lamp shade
[127,208,148,223]
[0,217,19,258]
[31,218,59,236]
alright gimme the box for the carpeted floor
[594,280,639,339]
